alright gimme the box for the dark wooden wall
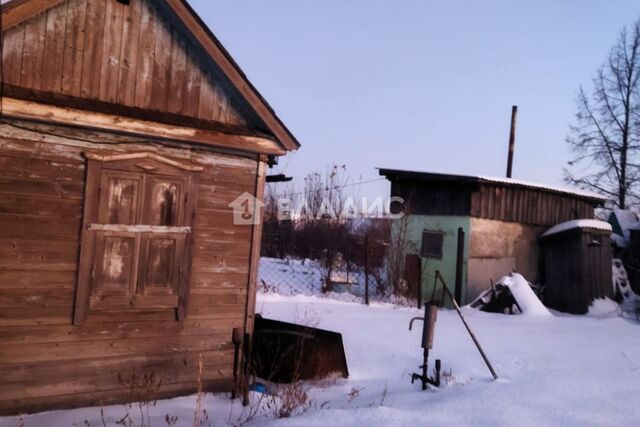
[1,0,263,130]
[0,123,257,414]
[470,184,597,227]
[391,180,598,226]
[391,181,474,216]
[541,229,613,314]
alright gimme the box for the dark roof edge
[378,167,608,204]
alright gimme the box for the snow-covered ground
[3,292,640,427]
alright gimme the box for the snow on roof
[612,208,640,239]
[378,168,607,201]
[477,175,606,201]
[608,209,640,247]
[542,219,612,237]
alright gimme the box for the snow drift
[471,273,552,317]
[496,273,552,317]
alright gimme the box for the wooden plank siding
[541,229,613,314]
[389,180,598,227]
[469,184,596,226]
[1,0,264,132]
[0,123,259,414]
[390,181,474,216]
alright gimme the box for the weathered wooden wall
[390,181,474,216]
[470,184,596,227]
[390,180,597,227]
[0,122,259,414]
[541,229,613,314]
[1,0,262,130]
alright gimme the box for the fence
[258,221,391,304]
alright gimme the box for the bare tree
[566,19,640,209]
[302,165,350,219]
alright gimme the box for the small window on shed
[74,153,202,324]
[421,230,444,259]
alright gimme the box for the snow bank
[541,219,612,237]
[587,298,621,318]
[496,273,552,317]
[6,294,640,427]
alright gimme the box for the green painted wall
[392,215,470,305]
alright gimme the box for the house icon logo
[228,192,265,225]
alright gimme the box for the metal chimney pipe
[506,105,518,178]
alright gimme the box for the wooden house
[379,169,606,304]
[0,0,299,415]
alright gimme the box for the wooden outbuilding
[0,0,299,415]
[540,221,614,314]
[379,169,607,305]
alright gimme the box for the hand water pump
[408,301,441,390]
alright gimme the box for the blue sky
[191,0,640,198]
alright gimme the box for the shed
[540,220,614,314]
[0,0,298,415]
[379,168,607,305]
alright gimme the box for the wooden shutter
[98,171,143,225]
[90,171,143,307]
[74,153,200,324]
[143,175,186,226]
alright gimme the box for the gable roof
[378,168,608,203]
[1,0,300,152]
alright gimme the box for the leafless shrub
[192,354,211,427]
[229,389,270,427]
[268,382,313,419]
[293,305,321,328]
[440,368,454,386]
[366,382,388,408]
[257,278,277,294]
[379,382,388,406]
[234,382,314,423]
[116,371,162,427]
[347,386,364,403]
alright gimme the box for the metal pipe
[436,271,499,380]
[506,105,518,178]
[364,236,370,305]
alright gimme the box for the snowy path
[2,295,640,426]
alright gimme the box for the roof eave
[1,0,301,153]
[378,167,608,204]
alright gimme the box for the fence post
[455,227,465,305]
[364,235,370,305]
[416,258,422,309]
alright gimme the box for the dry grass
[347,386,364,403]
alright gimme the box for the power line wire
[268,177,387,197]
